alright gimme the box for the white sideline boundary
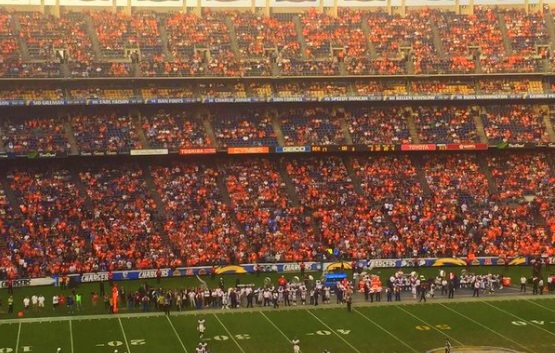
[0,294,552,325]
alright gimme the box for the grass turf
[1,265,554,353]
[0,297,554,353]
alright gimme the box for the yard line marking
[15,322,21,353]
[166,316,189,353]
[353,309,419,353]
[439,303,535,353]
[395,305,464,346]
[260,311,291,341]
[213,313,246,353]
[306,309,362,353]
[483,301,555,337]
[69,320,75,353]
[524,299,555,315]
[260,311,303,353]
[118,317,133,353]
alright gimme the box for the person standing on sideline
[419,284,427,303]
[346,295,352,312]
[8,295,14,314]
[445,339,452,353]
[473,278,480,297]
[448,280,455,299]
[520,276,527,292]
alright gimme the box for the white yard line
[212,313,246,353]
[166,315,189,353]
[524,299,555,315]
[395,305,464,346]
[118,317,133,353]
[69,320,75,353]
[439,303,536,353]
[305,309,362,353]
[260,311,291,341]
[259,311,303,353]
[353,308,419,353]
[15,322,21,353]
[483,301,555,337]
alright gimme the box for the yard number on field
[96,339,146,347]
[511,320,555,326]
[0,348,33,352]
[416,324,452,330]
[306,329,351,336]
[211,334,251,341]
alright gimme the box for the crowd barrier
[0,256,535,288]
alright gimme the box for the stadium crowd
[0,7,553,77]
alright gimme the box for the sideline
[0,292,553,325]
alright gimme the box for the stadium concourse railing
[0,256,536,288]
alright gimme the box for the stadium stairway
[268,108,286,146]
[157,15,174,61]
[0,174,23,217]
[276,157,321,241]
[360,18,377,59]
[335,108,354,145]
[543,11,555,51]
[62,116,80,155]
[69,164,94,212]
[497,13,514,55]
[543,108,555,142]
[83,14,102,60]
[409,155,433,197]
[476,155,499,195]
[338,61,347,76]
[225,16,241,58]
[60,62,70,78]
[141,164,168,220]
[474,55,483,74]
[430,20,445,59]
[131,111,149,148]
[292,15,308,60]
[404,107,421,144]
[12,13,30,61]
[198,109,219,149]
[472,106,489,144]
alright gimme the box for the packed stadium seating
[211,109,277,148]
[1,116,69,154]
[342,106,412,144]
[481,105,550,144]
[70,111,141,153]
[279,107,345,146]
[1,5,555,280]
[412,106,479,144]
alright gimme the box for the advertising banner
[64,256,530,284]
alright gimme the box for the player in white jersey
[196,343,205,353]
[292,338,300,353]
[197,318,206,339]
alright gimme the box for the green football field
[1,296,555,353]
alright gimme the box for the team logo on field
[427,347,523,353]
